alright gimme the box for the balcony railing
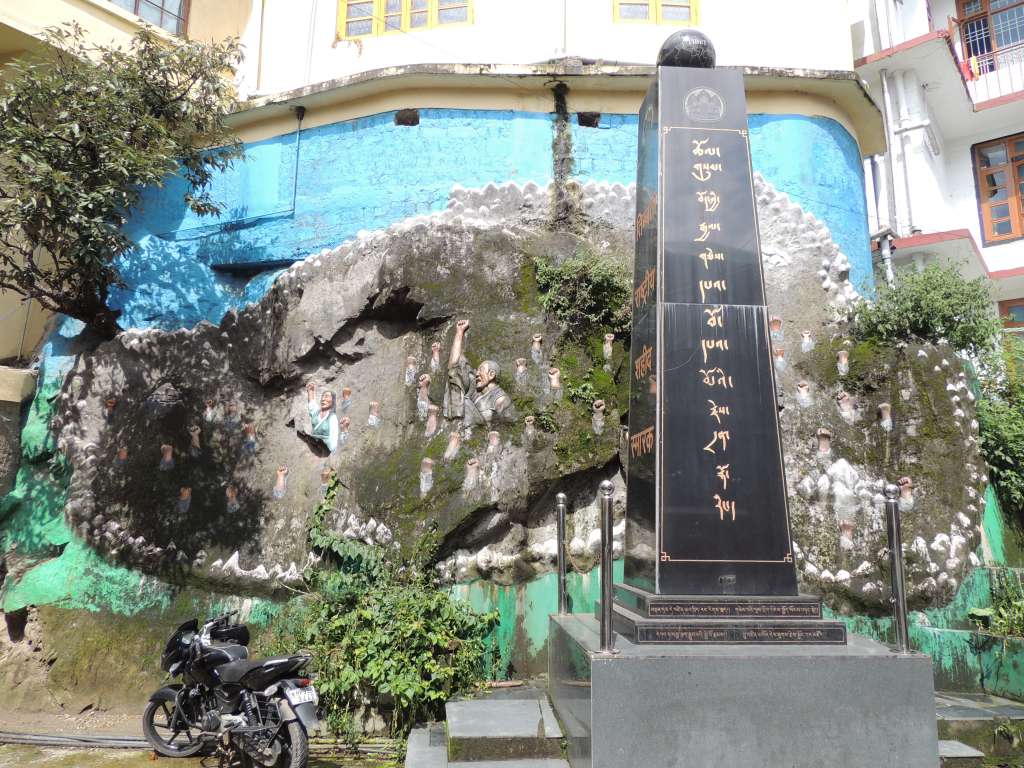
[950,17,1024,104]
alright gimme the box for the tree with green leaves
[0,24,243,340]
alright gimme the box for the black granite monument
[613,29,845,644]
[548,34,939,768]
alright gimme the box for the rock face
[50,177,985,612]
[0,401,20,496]
[51,181,628,591]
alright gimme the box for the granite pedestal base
[548,614,939,768]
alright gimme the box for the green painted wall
[0,370,276,624]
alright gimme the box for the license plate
[286,686,318,705]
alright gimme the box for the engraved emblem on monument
[683,87,725,123]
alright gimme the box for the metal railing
[884,483,911,654]
[598,480,616,654]
[950,18,1024,103]
[556,492,568,614]
[554,481,617,654]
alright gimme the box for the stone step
[445,695,563,762]
[936,691,1024,757]
[405,723,447,768]
[938,740,985,767]
[450,761,570,767]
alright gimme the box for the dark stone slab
[549,614,939,768]
[624,61,798,598]
[614,582,821,619]
[606,602,846,645]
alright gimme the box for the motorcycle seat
[217,655,300,685]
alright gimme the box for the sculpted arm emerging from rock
[444,320,473,420]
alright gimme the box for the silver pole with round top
[885,483,911,653]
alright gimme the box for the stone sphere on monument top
[657,29,716,69]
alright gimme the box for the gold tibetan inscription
[699,367,734,389]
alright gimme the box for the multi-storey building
[0,1,882,478]
[851,0,1024,327]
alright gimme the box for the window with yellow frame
[613,0,698,24]
[338,0,472,39]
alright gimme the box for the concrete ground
[0,745,397,767]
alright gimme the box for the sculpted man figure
[444,319,514,428]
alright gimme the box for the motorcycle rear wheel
[240,720,308,768]
[142,698,206,757]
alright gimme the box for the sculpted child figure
[443,319,514,428]
[306,382,340,452]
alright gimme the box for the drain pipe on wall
[878,69,901,237]
[893,72,918,234]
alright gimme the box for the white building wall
[850,0,945,58]
[252,0,855,96]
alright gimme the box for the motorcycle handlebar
[203,610,239,630]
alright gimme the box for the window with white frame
[109,0,188,36]
[959,0,1024,71]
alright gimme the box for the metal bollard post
[598,480,617,654]
[556,492,568,614]
[885,483,911,654]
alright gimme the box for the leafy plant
[0,24,243,338]
[977,335,1024,521]
[970,570,1024,637]
[533,252,631,340]
[533,410,558,433]
[564,376,597,404]
[258,475,498,739]
[850,264,1000,355]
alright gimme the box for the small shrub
[851,264,999,355]
[534,253,631,339]
[564,376,597,404]
[262,578,497,738]
[533,410,558,433]
[978,335,1024,520]
[970,570,1024,637]
[258,476,499,738]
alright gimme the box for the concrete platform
[548,613,939,768]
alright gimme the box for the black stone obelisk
[614,31,843,644]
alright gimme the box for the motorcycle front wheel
[142,698,206,757]
[240,720,309,768]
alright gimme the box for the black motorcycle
[143,611,318,768]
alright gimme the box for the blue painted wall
[113,107,872,330]
[571,112,873,294]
